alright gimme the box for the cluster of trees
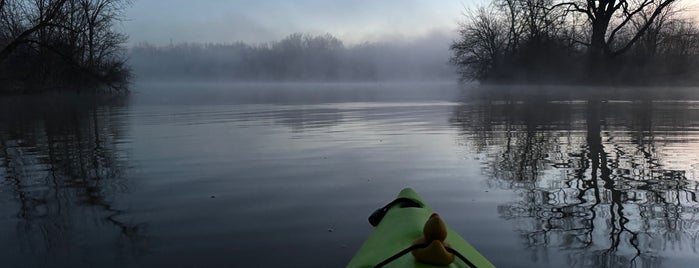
[129,33,456,82]
[0,0,131,94]
[451,0,699,84]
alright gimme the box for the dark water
[1,83,699,267]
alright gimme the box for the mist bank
[129,33,458,82]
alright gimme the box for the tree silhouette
[0,0,131,93]
[451,0,699,84]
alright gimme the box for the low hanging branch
[24,39,127,91]
[0,0,69,63]
[0,0,131,93]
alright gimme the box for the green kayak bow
[347,188,495,268]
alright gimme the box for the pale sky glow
[122,0,477,45]
[122,0,699,46]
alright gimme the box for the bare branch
[611,0,678,57]
[607,0,655,45]
[549,1,593,19]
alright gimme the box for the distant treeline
[451,0,699,85]
[129,33,456,82]
[0,0,130,94]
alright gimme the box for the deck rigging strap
[368,197,477,268]
[368,197,422,226]
[373,243,478,268]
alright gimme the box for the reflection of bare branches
[0,95,147,264]
[452,97,699,267]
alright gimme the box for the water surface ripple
[1,84,699,267]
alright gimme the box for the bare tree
[0,0,130,92]
[451,0,697,83]
[450,6,509,81]
[78,0,128,67]
[552,0,678,59]
[0,0,69,62]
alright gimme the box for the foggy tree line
[451,0,699,84]
[0,0,131,94]
[129,33,456,82]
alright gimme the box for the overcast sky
[122,0,482,45]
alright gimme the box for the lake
[1,82,699,267]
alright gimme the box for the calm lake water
[1,82,699,267]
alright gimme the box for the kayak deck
[347,188,495,268]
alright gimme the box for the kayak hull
[347,188,495,268]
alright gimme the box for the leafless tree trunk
[552,0,678,59]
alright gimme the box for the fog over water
[123,1,469,83]
[128,31,458,82]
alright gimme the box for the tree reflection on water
[452,96,699,267]
[0,95,146,266]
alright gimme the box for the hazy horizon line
[125,29,459,48]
